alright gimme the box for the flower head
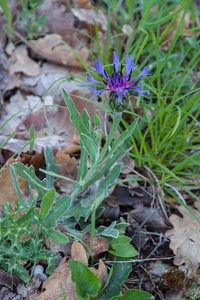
[82,52,150,103]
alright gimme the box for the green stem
[83,112,122,184]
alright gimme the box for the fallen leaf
[37,0,90,50]
[71,7,107,33]
[126,215,149,250]
[120,154,135,175]
[71,241,88,265]
[38,242,107,300]
[29,34,89,68]
[0,268,22,291]
[8,45,40,76]
[17,275,42,298]
[166,205,200,270]
[54,151,78,193]
[0,157,27,214]
[82,232,110,256]
[130,207,172,232]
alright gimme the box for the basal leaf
[109,244,138,258]
[47,228,69,243]
[69,259,101,300]
[98,257,132,300]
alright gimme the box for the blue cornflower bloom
[83,52,150,103]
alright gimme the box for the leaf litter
[0,1,200,299]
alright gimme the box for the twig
[103,255,175,265]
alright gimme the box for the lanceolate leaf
[44,146,60,189]
[47,228,69,243]
[40,188,55,221]
[62,89,98,162]
[13,162,48,200]
[43,195,72,227]
[98,257,132,300]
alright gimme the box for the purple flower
[82,53,150,102]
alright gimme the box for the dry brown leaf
[127,215,149,250]
[82,232,110,256]
[130,207,172,232]
[8,45,40,76]
[71,8,107,33]
[17,275,42,298]
[29,34,89,68]
[0,268,21,291]
[166,205,200,270]
[0,157,27,213]
[160,5,194,51]
[38,242,108,300]
[54,151,78,193]
[37,0,90,49]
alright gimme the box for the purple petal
[125,53,134,75]
[90,88,110,99]
[128,87,149,97]
[84,74,105,85]
[113,52,119,72]
[92,57,106,77]
[116,88,126,102]
[134,66,149,80]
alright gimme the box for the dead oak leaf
[166,205,200,270]
[82,232,110,256]
[38,242,108,300]
[0,157,27,214]
[8,45,40,76]
[29,34,89,68]
[54,150,78,193]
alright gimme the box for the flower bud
[109,91,129,112]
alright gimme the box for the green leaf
[82,109,92,130]
[186,37,200,51]
[39,169,82,188]
[109,244,138,258]
[44,146,60,189]
[47,228,69,243]
[97,222,119,239]
[13,162,48,200]
[64,202,92,222]
[98,257,132,300]
[12,263,30,283]
[0,0,13,37]
[64,163,122,221]
[9,165,24,199]
[144,0,191,28]
[29,124,35,154]
[62,89,98,163]
[110,289,155,300]
[103,119,138,164]
[43,195,72,227]
[40,188,55,221]
[68,259,101,300]
[110,236,131,246]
